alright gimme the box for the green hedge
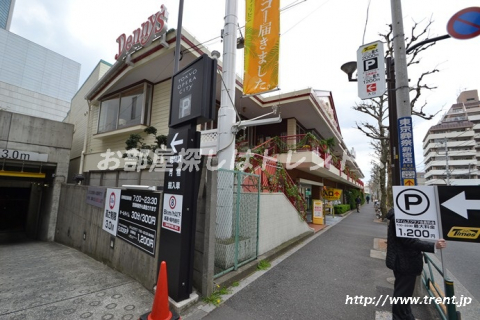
[334,204,351,215]
[344,189,364,210]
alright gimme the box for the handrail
[422,253,460,320]
[238,152,308,220]
[250,134,364,187]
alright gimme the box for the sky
[9,0,480,182]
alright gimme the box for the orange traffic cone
[139,261,180,320]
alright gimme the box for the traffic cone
[139,261,180,320]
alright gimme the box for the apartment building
[0,0,15,30]
[423,90,480,185]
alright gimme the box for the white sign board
[393,186,440,240]
[357,41,386,99]
[1,149,48,162]
[162,193,183,233]
[313,200,323,218]
[102,188,121,236]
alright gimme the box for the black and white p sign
[393,186,439,240]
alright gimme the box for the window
[97,83,152,133]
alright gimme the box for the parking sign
[393,186,440,240]
[357,41,386,99]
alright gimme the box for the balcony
[253,134,363,188]
[199,131,364,189]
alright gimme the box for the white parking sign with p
[393,186,440,240]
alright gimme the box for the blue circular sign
[447,7,480,40]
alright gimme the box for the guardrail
[422,253,461,320]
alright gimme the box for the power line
[282,0,332,35]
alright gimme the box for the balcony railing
[251,134,363,187]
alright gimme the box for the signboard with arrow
[438,186,480,243]
[322,187,342,201]
[393,186,480,243]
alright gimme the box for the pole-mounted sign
[397,117,417,186]
[356,41,386,100]
[159,54,217,302]
[447,7,480,40]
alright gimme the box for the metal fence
[214,169,260,278]
[422,253,460,320]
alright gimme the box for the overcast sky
[9,0,480,182]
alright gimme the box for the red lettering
[125,35,133,51]
[114,5,169,61]
[132,28,141,46]
[115,34,126,60]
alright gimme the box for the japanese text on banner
[243,0,280,95]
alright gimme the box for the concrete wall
[56,162,214,296]
[258,193,312,255]
[56,184,161,291]
[0,111,73,240]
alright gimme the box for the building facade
[70,28,364,194]
[423,90,480,185]
[0,28,81,121]
[64,60,112,182]
[61,6,365,298]
[0,0,15,30]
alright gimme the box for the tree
[123,126,167,164]
[354,19,443,218]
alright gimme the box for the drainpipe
[79,100,93,178]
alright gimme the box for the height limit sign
[357,41,386,100]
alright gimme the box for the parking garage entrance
[0,160,56,242]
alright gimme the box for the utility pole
[390,0,417,186]
[216,0,238,239]
[390,1,410,120]
[173,0,185,73]
[217,0,238,170]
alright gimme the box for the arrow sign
[170,132,184,153]
[441,191,480,219]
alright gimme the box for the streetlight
[340,62,357,82]
[340,58,401,186]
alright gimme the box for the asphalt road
[436,240,480,301]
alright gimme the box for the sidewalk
[183,202,441,320]
[0,238,153,320]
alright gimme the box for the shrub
[334,204,351,215]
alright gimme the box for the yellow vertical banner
[244,0,280,95]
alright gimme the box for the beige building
[67,27,364,194]
[423,90,480,185]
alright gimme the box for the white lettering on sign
[177,68,198,95]
[162,193,183,233]
[115,5,169,61]
[393,186,439,240]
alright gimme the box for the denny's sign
[115,5,169,61]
